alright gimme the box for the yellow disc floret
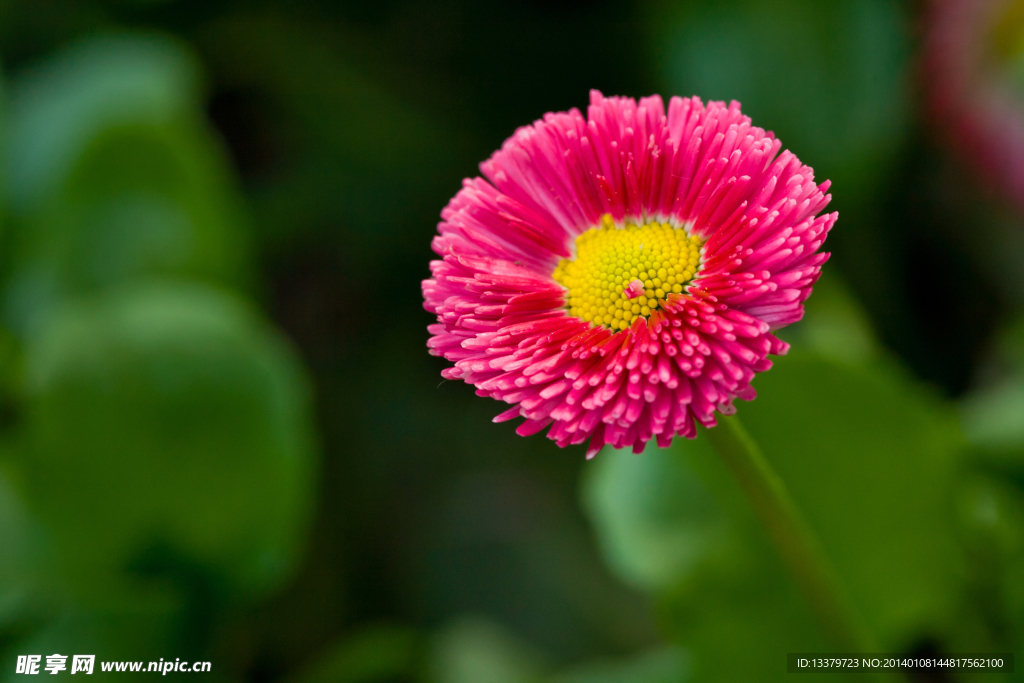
[551,214,704,331]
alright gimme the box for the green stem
[705,414,870,653]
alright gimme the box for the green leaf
[652,0,908,201]
[584,349,964,681]
[0,464,50,628]
[0,601,183,683]
[6,35,199,210]
[954,311,1024,656]
[960,314,1024,455]
[961,376,1024,454]
[580,437,730,593]
[650,450,835,682]
[950,475,1024,656]
[3,35,250,335]
[15,281,316,602]
[780,271,882,367]
[429,616,547,683]
[739,352,964,645]
[552,647,689,683]
[289,624,420,683]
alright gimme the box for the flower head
[423,91,834,457]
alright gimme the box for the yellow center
[552,214,704,331]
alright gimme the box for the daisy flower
[423,91,835,457]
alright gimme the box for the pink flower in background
[423,91,834,457]
[925,0,1024,208]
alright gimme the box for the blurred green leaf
[584,349,964,680]
[580,438,729,593]
[587,437,834,682]
[429,616,547,683]
[552,647,689,683]
[652,0,908,201]
[3,34,250,335]
[5,34,198,210]
[290,623,420,683]
[998,316,1024,367]
[961,376,1024,453]
[0,464,50,628]
[955,315,1024,665]
[781,271,882,367]
[736,351,963,642]
[0,600,185,683]
[15,281,316,603]
[961,315,1024,455]
[951,475,1024,658]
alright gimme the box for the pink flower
[924,0,1024,209]
[423,91,834,457]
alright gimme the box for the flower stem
[705,414,871,652]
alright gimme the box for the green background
[0,0,1023,681]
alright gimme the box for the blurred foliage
[0,466,45,628]
[289,623,420,683]
[0,28,316,682]
[0,0,1020,682]
[653,0,909,204]
[957,313,1024,668]
[962,315,1024,455]
[3,35,251,337]
[552,647,688,683]
[19,282,315,603]
[428,617,547,683]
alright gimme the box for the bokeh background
[2,0,1024,681]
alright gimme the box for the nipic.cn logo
[16,656,93,675]
[15,655,211,675]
